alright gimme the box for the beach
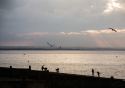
[0,66,125,88]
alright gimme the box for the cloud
[49,29,125,36]
[1,0,125,32]
[104,0,122,13]
[67,32,81,35]
[82,29,125,34]
[58,32,66,35]
[17,32,49,37]
[58,29,125,35]
[0,0,125,47]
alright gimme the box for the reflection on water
[0,50,125,79]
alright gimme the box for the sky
[0,0,125,48]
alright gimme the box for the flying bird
[47,42,55,47]
[47,42,52,47]
[109,28,117,32]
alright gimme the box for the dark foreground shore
[0,66,125,88]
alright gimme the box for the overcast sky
[0,0,125,48]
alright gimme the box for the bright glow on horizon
[15,29,125,36]
[2,29,122,47]
[17,32,49,37]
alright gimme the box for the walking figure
[97,71,100,77]
[41,65,44,71]
[92,69,94,76]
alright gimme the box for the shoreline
[0,66,125,88]
[1,49,125,51]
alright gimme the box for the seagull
[47,42,55,47]
[109,28,117,32]
[47,42,52,47]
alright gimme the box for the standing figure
[97,71,100,77]
[92,69,94,76]
[41,65,44,71]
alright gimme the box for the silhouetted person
[92,69,94,76]
[56,68,59,73]
[41,65,44,71]
[97,71,100,77]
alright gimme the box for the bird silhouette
[47,42,55,47]
[109,28,117,32]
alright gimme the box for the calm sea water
[0,50,125,79]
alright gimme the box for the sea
[0,50,125,79]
